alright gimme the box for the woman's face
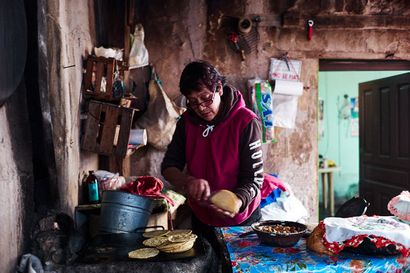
[186,85,222,122]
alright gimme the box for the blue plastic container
[99,190,154,233]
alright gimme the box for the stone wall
[0,85,34,272]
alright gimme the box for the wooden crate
[82,100,135,157]
[82,56,127,100]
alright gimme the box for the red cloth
[320,221,410,257]
[261,174,287,199]
[120,176,174,206]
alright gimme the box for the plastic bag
[94,46,123,60]
[129,24,149,69]
[94,170,126,197]
[248,79,275,143]
[261,182,309,223]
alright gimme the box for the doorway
[318,60,410,219]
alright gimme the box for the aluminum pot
[99,190,154,233]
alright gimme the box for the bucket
[99,190,154,233]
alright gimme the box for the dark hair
[179,60,226,96]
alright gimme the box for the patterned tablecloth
[218,226,410,273]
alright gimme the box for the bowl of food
[251,220,307,247]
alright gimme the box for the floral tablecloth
[217,226,410,273]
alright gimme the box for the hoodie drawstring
[202,125,215,137]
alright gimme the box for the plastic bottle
[86,170,99,203]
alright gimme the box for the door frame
[320,59,410,71]
[318,59,410,217]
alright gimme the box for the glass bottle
[86,170,99,203]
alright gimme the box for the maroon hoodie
[161,86,263,226]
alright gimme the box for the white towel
[324,215,410,248]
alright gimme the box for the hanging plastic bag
[248,79,275,143]
[135,67,186,150]
[129,24,149,69]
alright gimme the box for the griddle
[76,232,205,263]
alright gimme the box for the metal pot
[99,190,154,233]
[335,197,369,218]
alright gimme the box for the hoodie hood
[187,85,244,126]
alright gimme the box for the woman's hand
[185,177,211,201]
[209,198,243,218]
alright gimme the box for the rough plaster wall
[135,0,319,222]
[202,1,319,222]
[46,0,96,215]
[0,85,34,273]
[133,0,410,224]
[271,1,410,222]
[141,0,207,100]
[132,0,207,182]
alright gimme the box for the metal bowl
[251,220,307,247]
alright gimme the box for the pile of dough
[210,190,240,214]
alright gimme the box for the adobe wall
[0,85,34,273]
[0,1,95,272]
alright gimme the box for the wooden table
[318,167,340,216]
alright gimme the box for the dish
[251,220,307,247]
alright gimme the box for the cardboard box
[146,211,168,231]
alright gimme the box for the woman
[161,60,263,228]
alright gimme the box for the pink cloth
[261,174,287,199]
[388,191,410,222]
[120,176,174,206]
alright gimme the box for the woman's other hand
[209,190,243,218]
[186,177,211,201]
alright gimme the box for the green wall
[318,71,409,206]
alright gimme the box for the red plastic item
[307,20,314,41]
[120,176,174,206]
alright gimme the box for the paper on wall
[273,80,303,96]
[269,58,301,82]
[271,80,303,128]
